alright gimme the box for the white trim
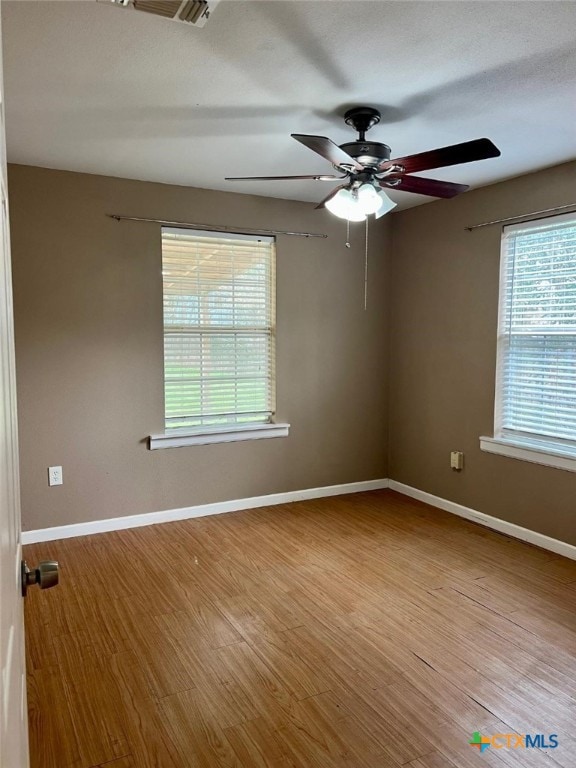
[162,226,275,243]
[480,435,576,474]
[20,476,576,563]
[149,422,290,449]
[21,478,390,544]
[388,480,576,562]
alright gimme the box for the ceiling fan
[225,106,501,221]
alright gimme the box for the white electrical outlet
[48,466,63,486]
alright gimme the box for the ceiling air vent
[97,0,220,28]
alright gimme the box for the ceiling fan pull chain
[364,217,369,311]
[345,218,351,248]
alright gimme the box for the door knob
[21,560,59,597]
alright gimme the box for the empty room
[1,1,576,767]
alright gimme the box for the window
[481,212,576,471]
[150,228,289,449]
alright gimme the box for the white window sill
[149,422,290,450]
[480,436,576,473]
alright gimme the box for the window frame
[150,227,289,449]
[480,211,576,472]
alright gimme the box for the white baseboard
[388,480,576,562]
[21,478,390,544]
[22,476,576,563]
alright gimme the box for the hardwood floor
[23,489,576,768]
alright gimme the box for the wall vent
[97,0,220,27]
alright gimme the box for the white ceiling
[2,0,576,210]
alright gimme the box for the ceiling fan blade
[225,174,343,181]
[380,138,500,174]
[381,175,469,198]
[315,184,347,210]
[292,134,364,172]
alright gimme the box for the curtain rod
[465,203,576,231]
[107,214,327,239]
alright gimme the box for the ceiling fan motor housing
[339,141,391,169]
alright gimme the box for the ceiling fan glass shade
[357,183,385,215]
[325,189,366,221]
[374,189,397,218]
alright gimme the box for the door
[0,0,30,764]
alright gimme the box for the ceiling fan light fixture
[357,183,384,215]
[326,184,397,221]
[374,189,398,219]
[325,189,366,221]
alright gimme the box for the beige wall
[8,165,390,531]
[11,160,576,542]
[389,160,576,545]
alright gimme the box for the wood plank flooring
[23,489,576,768]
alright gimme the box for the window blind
[496,212,576,450]
[162,228,276,431]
